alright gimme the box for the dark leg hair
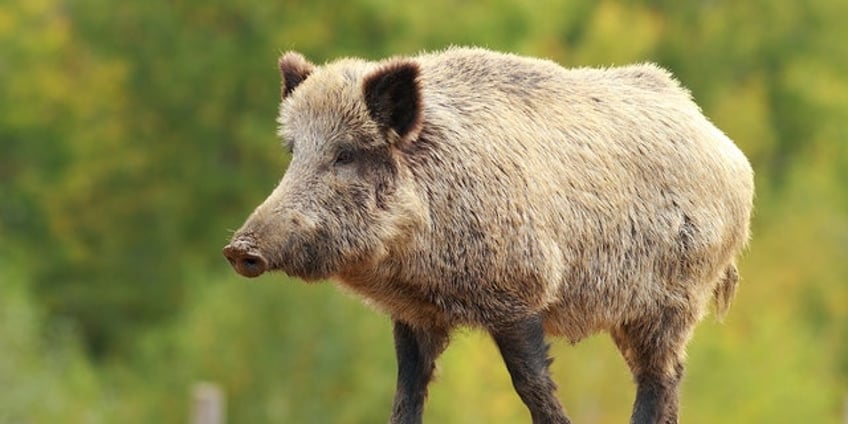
[611,307,696,424]
[390,320,450,424]
[491,314,571,424]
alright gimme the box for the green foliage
[0,254,107,423]
[1,0,846,422]
[128,276,398,423]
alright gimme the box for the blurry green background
[1,0,847,422]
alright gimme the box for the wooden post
[843,393,848,424]
[191,382,225,424]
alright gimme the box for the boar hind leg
[611,308,696,424]
[390,321,449,424]
[491,314,571,424]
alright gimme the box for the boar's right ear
[279,52,314,99]
[363,60,423,144]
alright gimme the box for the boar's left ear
[279,52,315,99]
[363,60,423,144]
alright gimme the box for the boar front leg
[389,320,449,424]
[491,314,571,424]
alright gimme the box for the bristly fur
[228,47,755,424]
[278,52,314,98]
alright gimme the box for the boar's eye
[334,149,356,166]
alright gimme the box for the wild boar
[223,47,754,424]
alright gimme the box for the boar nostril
[222,244,268,278]
[236,254,267,278]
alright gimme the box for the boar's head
[223,52,428,282]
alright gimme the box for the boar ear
[279,52,314,99]
[363,60,423,143]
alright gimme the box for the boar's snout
[223,237,268,278]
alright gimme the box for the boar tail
[712,264,739,322]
